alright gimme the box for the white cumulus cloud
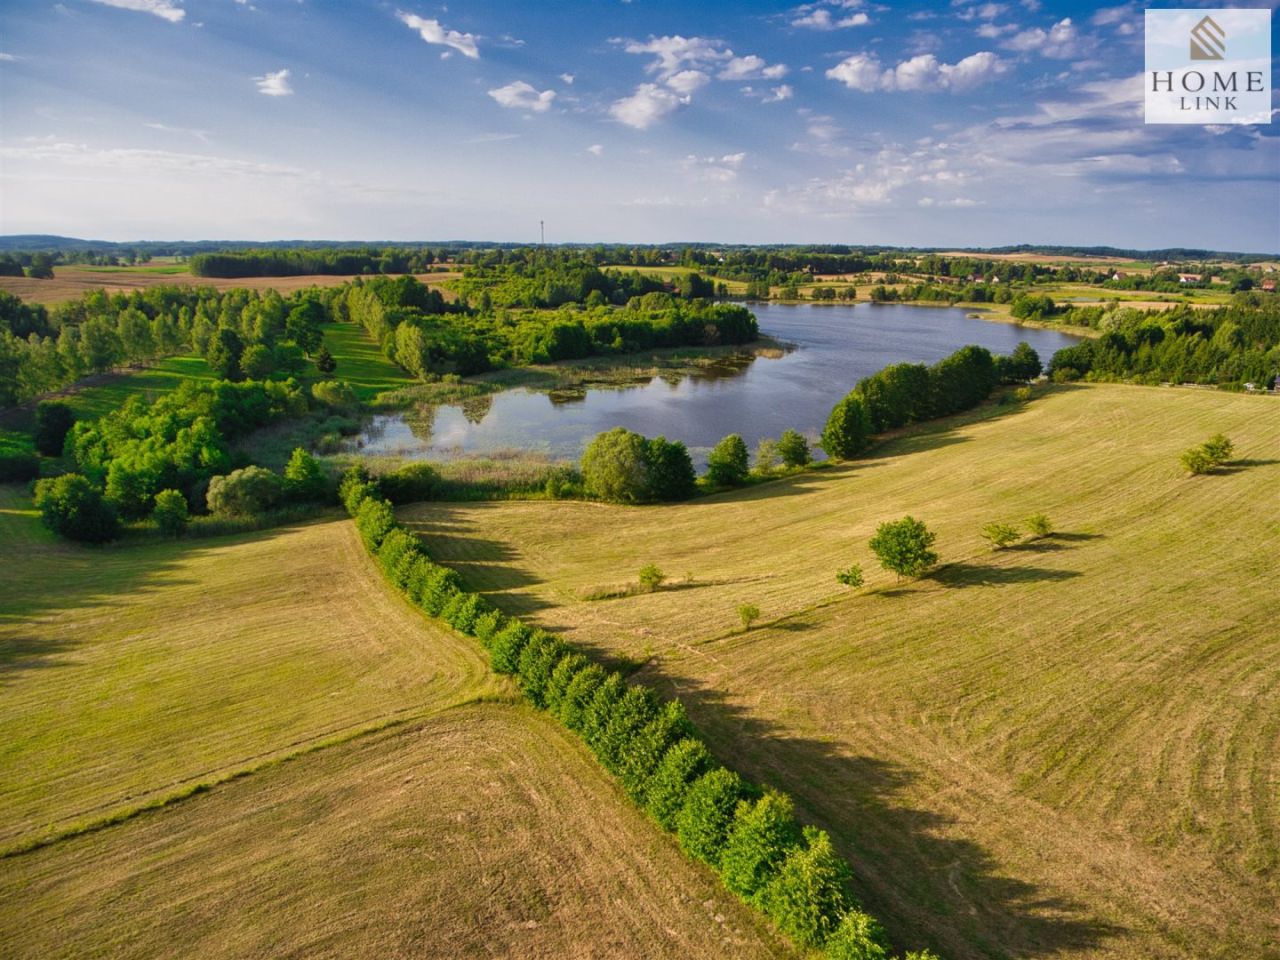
[88,0,184,22]
[827,50,1006,92]
[610,83,687,129]
[1003,18,1079,57]
[587,144,604,156]
[255,69,293,97]
[487,80,556,112]
[665,69,710,94]
[397,11,479,59]
[792,8,870,29]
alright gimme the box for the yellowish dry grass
[402,384,1280,959]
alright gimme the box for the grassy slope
[401,384,1280,960]
[0,486,796,958]
[1,706,795,960]
[0,486,498,849]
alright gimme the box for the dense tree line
[341,476,936,959]
[821,343,1037,459]
[189,247,441,278]
[1047,295,1280,387]
[0,286,331,407]
[342,276,758,377]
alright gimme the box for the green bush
[34,401,75,457]
[580,673,629,750]
[676,767,749,867]
[706,434,750,487]
[516,631,570,707]
[1181,446,1213,475]
[417,564,463,616]
[719,791,803,901]
[618,699,694,801]
[835,565,864,588]
[543,652,589,714]
[869,516,938,579]
[823,910,891,960]
[311,379,356,407]
[558,663,608,731]
[580,427,696,502]
[207,466,283,517]
[821,394,872,460]
[981,521,1020,550]
[638,563,665,591]
[777,429,812,468]
[489,619,533,674]
[759,826,850,947]
[152,488,189,536]
[377,528,420,579]
[354,496,397,550]
[1202,433,1234,465]
[1025,512,1052,537]
[339,466,379,515]
[33,473,120,543]
[596,686,660,774]
[472,609,506,649]
[645,738,714,829]
[738,603,761,630]
[283,447,328,503]
[448,592,491,635]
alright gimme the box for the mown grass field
[0,487,794,958]
[402,383,1280,960]
[1,705,795,960]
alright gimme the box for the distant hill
[0,235,1273,260]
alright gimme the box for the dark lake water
[348,303,1083,467]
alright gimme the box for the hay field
[402,383,1280,959]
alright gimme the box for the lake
[348,302,1084,467]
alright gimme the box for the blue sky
[0,0,1276,249]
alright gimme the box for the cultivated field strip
[402,384,1280,959]
[0,491,500,848]
[0,705,798,960]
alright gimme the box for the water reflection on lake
[348,302,1084,468]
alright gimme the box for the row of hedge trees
[341,472,939,959]
[820,343,1040,459]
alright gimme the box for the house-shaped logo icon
[1190,15,1225,60]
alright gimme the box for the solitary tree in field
[738,603,761,631]
[869,516,938,580]
[835,564,864,589]
[1201,433,1234,465]
[1181,446,1213,475]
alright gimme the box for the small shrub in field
[777,429,812,468]
[738,603,761,631]
[558,663,607,731]
[543,652,589,714]
[823,910,892,960]
[1202,433,1234,465]
[34,474,119,543]
[34,401,75,457]
[645,738,714,829]
[1025,513,1053,538]
[869,516,937,579]
[152,489,188,536]
[981,521,1021,550]
[759,826,851,947]
[489,620,533,674]
[676,767,749,867]
[1181,446,1213,475]
[639,563,666,591]
[719,791,803,901]
[835,564,864,588]
[1013,386,1033,403]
